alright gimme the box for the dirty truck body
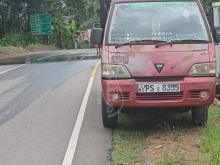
[99,0,216,127]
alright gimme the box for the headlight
[102,64,131,78]
[189,62,216,76]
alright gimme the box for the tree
[0,0,100,48]
[202,0,219,12]
[64,0,99,30]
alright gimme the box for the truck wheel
[102,98,118,128]
[192,106,208,126]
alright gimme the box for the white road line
[0,64,26,75]
[62,60,100,165]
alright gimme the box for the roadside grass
[196,105,220,165]
[156,153,175,165]
[0,44,58,59]
[25,44,57,52]
[112,106,220,165]
[112,113,191,165]
[112,114,147,165]
[169,127,182,142]
[0,46,24,55]
[156,153,184,165]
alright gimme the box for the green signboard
[31,13,52,35]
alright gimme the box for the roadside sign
[31,13,53,35]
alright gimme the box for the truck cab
[91,0,217,128]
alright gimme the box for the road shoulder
[72,68,113,165]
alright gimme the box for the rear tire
[102,98,118,128]
[192,106,208,126]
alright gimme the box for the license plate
[138,83,181,93]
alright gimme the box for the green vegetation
[0,33,39,47]
[156,153,183,165]
[112,113,185,165]
[169,127,182,142]
[0,0,218,50]
[113,106,220,165]
[197,105,220,165]
[0,0,99,49]
[0,45,24,54]
[0,42,57,57]
[203,0,219,12]
[112,115,146,165]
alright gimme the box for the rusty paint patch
[111,53,135,64]
[182,53,194,63]
[112,55,129,64]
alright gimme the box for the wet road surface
[0,50,112,165]
[0,49,98,65]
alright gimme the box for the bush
[77,40,90,49]
[0,33,39,47]
[52,17,75,49]
[0,46,24,54]
[203,0,219,12]
[25,44,56,51]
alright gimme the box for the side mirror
[215,27,220,43]
[90,28,103,45]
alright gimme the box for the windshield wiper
[155,39,210,48]
[115,39,166,49]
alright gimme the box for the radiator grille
[136,92,183,101]
[189,91,201,99]
[119,92,130,100]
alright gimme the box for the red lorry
[91,0,219,128]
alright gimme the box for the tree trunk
[6,5,12,21]
[2,9,6,37]
[26,0,31,32]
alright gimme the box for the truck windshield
[108,1,210,44]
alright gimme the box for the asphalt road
[0,49,98,65]
[0,51,112,165]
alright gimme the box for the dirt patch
[114,107,220,165]
[139,114,203,165]
[143,129,202,165]
[0,52,6,58]
[25,44,57,52]
[117,112,203,165]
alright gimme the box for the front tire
[102,98,118,128]
[192,106,208,126]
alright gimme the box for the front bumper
[102,77,216,108]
